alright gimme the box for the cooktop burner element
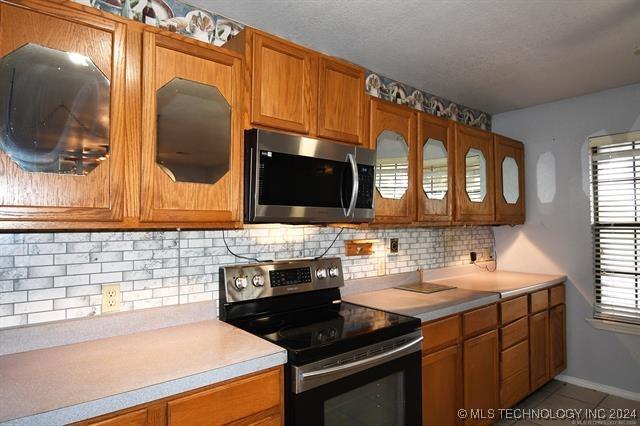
[395,282,456,294]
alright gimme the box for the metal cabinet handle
[345,153,359,218]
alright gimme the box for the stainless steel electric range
[219,258,423,426]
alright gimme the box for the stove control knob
[234,276,248,290]
[252,274,265,287]
[316,268,328,280]
[328,266,340,278]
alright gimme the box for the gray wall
[492,83,640,393]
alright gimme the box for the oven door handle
[301,336,423,379]
[344,153,359,218]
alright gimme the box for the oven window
[258,151,352,208]
[324,372,405,426]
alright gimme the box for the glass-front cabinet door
[417,113,454,223]
[494,134,525,224]
[369,98,416,224]
[140,31,243,224]
[0,3,126,225]
[454,124,495,223]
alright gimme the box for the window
[590,130,640,325]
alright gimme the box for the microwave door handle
[301,336,423,380]
[345,153,359,218]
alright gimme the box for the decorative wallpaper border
[365,71,491,130]
[73,0,244,46]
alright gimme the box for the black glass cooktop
[230,302,420,364]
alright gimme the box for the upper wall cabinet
[139,31,243,225]
[317,56,366,145]
[0,1,126,226]
[417,113,455,224]
[369,97,416,224]
[249,30,317,134]
[454,124,495,223]
[494,135,525,224]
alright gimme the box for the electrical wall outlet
[389,238,399,254]
[470,251,477,263]
[102,284,121,313]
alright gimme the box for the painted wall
[492,83,640,393]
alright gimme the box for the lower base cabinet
[422,345,462,426]
[75,367,284,426]
[463,330,500,426]
[549,304,567,377]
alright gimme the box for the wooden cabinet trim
[501,339,529,380]
[494,134,525,224]
[529,310,550,390]
[529,289,549,314]
[500,316,529,350]
[550,284,565,307]
[500,295,528,325]
[549,304,567,377]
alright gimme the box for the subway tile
[90,252,123,263]
[15,277,53,291]
[67,263,101,275]
[54,253,90,265]
[67,242,102,253]
[0,314,27,327]
[14,300,53,314]
[16,234,54,244]
[28,310,66,324]
[0,281,12,292]
[0,267,27,280]
[28,287,66,301]
[53,296,90,310]
[28,265,66,278]
[28,243,66,255]
[102,241,134,252]
[66,285,102,297]
[54,275,90,287]
[90,272,123,285]
[14,255,53,267]
[55,233,91,243]
[122,289,153,302]
[102,261,134,272]
[66,306,99,319]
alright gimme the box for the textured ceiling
[189,0,640,114]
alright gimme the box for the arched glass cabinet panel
[465,148,487,202]
[0,43,110,175]
[156,77,231,184]
[502,156,519,204]
[375,130,409,200]
[423,138,448,200]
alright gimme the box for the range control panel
[219,257,344,303]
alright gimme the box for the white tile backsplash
[0,225,494,328]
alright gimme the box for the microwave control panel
[356,165,374,208]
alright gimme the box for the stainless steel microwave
[244,129,376,224]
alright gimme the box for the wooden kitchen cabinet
[76,367,284,426]
[422,345,462,426]
[417,113,455,224]
[463,329,500,426]
[139,31,243,225]
[247,29,317,134]
[494,135,525,224]
[0,0,126,228]
[369,97,417,224]
[529,310,550,391]
[454,124,495,223]
[549,303,567,377]
[317,56,366,144]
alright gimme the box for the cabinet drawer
[422,315,460,353]
[501,368,530,408]
[501,339,529,380]
[529,289,549,313]
[501,316,528,350]
[463,304,498,337]
[500,296,528,325]
[550,285,565,307]
[167,368,281,426]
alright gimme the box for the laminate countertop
[0,320,286,425]
[425,270,566,298]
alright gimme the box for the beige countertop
[0,320,286,425]
[343,287,500,323]
[425,270,566,298]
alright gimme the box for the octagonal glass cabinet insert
[465,148,487,202]
[502,156,519,204]
[0,43,110,175]
[375,130,409,199]
[423,138,448,200]
[156,78,231,184]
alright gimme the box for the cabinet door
[417,113,454,224]
[454,124,495,223]
[529,310,550,390]
[423,345,462,426]
[463,330,499,426]
[370,97,416,223]
[0,2,125,226]
[494,135,525,224]
[549,304,567,377]
[317,56,365,144]
[251,31,316,134]
[140,31,242,224]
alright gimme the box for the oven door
[288,334,423,426]
[245,129,360,223]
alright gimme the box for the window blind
[590,130,640,325]
[375,159,408,199]
[423,161,448,198]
